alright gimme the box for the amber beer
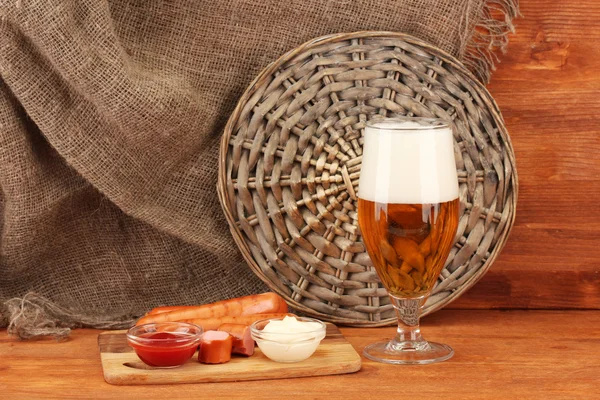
[358,198,459,297]
[358,118,460,298]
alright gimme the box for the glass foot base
[363,340,454,365]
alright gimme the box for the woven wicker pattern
[218,32,518,326]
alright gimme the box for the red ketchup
[128,331,200,367]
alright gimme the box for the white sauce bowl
[250,316,326,363]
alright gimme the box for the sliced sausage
[218,323,255,356]
[198,330,232,364]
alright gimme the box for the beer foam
[358,120,459,204]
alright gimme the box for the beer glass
[357,117,459,364]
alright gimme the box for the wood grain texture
[2,310,599,399]
[450,0,600,310]
[98,323,361,385]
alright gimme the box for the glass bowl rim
[250,316,326,338]
[126,321,204,345]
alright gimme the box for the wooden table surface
[2,310,599,399]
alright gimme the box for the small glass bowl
[250,317,326,363]
[126,322,203,368]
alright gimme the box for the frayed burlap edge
[462,0,521,83]
[5,293,134,340]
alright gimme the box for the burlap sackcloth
[0,0,518,338]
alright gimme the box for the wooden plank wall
[450,0,600,310]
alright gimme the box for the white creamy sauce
[262,316,322,341]
[256,316,325,362]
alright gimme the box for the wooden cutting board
[98,323,361,385]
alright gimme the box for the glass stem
[390,294,426,343]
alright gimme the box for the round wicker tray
[218,32,518,326]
